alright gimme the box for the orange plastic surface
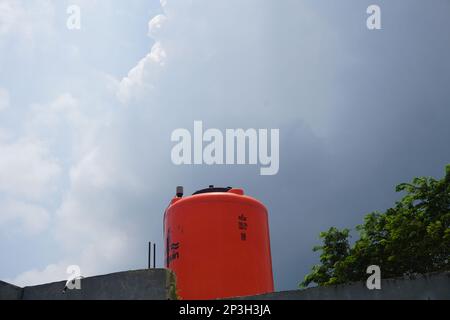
[164,189,274,300]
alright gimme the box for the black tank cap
[193,186,233,195]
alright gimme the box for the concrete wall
[237,272,450,300]
[0,281,23,300]
[2,270,449,300]
[0,269,177,300]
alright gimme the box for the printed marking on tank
[238,214,248,241]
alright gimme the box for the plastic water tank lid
[193,186,233,195]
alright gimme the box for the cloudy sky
[0,0,449,291]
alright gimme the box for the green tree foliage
[301,165,450,288]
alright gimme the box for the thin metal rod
[148,242,151,269]
[153,243,156,268]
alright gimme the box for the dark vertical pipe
[153,243,156,268]
[149,242,152,269]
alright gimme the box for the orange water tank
[164,186,274,300]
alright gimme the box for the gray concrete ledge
[3,270,449,300]
[235,272,450,300]
[1,269,177,300]
[0,281,23,300]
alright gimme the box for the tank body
[164,187,274,300]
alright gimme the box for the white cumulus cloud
[0,200,50,235]
[0,137,61,200]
